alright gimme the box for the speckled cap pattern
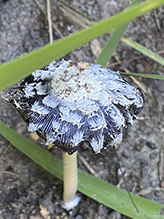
[7,60,144,154]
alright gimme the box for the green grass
[122,37,164,66]
[0,0,164,218]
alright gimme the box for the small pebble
[146,141,156,149]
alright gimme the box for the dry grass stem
[47,0,53,44]
[78,154,99,177]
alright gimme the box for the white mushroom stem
[62,151,80,210]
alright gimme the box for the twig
[34,0,45,14]
[112,56,147,94]
[107,61,123,68]
[35,0,63,38]
[154,10,164,37]
[114,151,139,213]
[47,0,53,44]
[78,154,99,177]
[159,148,163,185]
[138,187,164,195]
[52,23,64,38]
[124,68,147,94]
[0,171,18,176]
[107,49,164,69]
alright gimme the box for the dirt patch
[0,0,164,218]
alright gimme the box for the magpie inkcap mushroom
[6,60,144,154]
[4,60,144,209]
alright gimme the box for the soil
[0,0,164,218]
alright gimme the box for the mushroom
[4,60,144,210]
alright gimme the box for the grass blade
[0,120,164,219]
[95,24,129,66]
[120,72,164,80]
[0,0,164,91]
[122,37,164,66]
[95,0,141,66]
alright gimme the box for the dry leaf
[90,39,102,56]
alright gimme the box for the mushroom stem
[62,151,80,210]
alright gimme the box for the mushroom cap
[7,60,144,154]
